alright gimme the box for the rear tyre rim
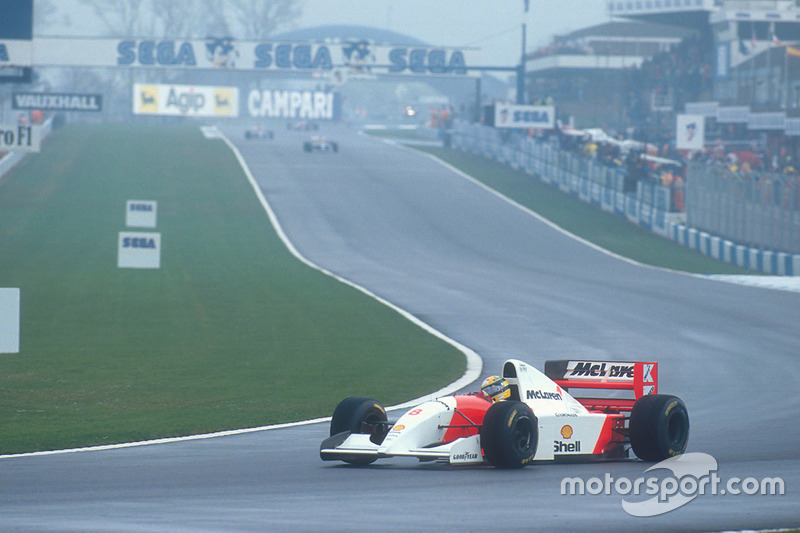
[667,412,686,447]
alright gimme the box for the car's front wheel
[329,396,389,465]
[330,396,389,445]
[480,400,538,468]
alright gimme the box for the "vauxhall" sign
[12,92,103,112]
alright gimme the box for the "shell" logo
[560,425,573,439]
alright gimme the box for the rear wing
[544,360,658,412]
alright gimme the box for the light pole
[517,23,527,104]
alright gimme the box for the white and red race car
[320,359,689,468]
[303,136,338,153]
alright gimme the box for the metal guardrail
[448,122,686,237]
[687,163,800,254]
[446,122,800,274]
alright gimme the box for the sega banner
[32,38,480,76]
[133,84,238,117]
[494,104,555,129]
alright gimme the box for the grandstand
[524,20,700,129]
[526,0,800,136]
[513,0,800,262]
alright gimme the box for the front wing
[320,432,484,465]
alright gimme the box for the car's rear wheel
[629,394,689,462]
[480,401,538,468]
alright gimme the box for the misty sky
[297,0,609,66]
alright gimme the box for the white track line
[0,128,482,459]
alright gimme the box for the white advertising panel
[748,112,786,131]
[676,114,705,151]
[126,200,157,228]
[494,104,555,129]
[0,40,33,67]
[246,90,335,119]
[717,106,749,124]
[13,92,102,112]
[684,101,718,118]
[0,288,20,354]
[133,84,238,117]
[118,232,161,269]
[0,124,41,152]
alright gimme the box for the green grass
[411,145,753,275]
[0,124,464,454]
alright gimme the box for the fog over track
[1,125,797,532]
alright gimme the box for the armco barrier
[0,151,27,182]
[670,222,800,275]
[448,122,800,276]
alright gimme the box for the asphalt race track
[1,125,798,532]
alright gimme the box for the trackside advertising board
[13,92,103,112]
[118,232,161,269]
[0,124,41,152]
[133,84,238,117]
[494,104,555,129]
[0,0,33,63]
[246,89,339,120]
[0,288,20,354]
[126,200,157,228]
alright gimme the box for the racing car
[320,359,689,468]
[288,120,318,131]
[244,126,274,140]
[303,136,338,153]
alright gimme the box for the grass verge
[0,124,464,454]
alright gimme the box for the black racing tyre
[629,394,690,462]
[303,142,311,152]
[331,142,338,152]
[330,396,388,446]
[480,401,538,468]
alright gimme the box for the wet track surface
[1,125,798,532]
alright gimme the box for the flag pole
[518,22,527,104]
[784,45,789,109]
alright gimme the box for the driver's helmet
[481,375,511,402]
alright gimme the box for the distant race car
[320,358,689,468]
[245,126,274,140]
[288,120,318,131]
[303,136,338,153]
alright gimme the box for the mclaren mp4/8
[320,359,689,468]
